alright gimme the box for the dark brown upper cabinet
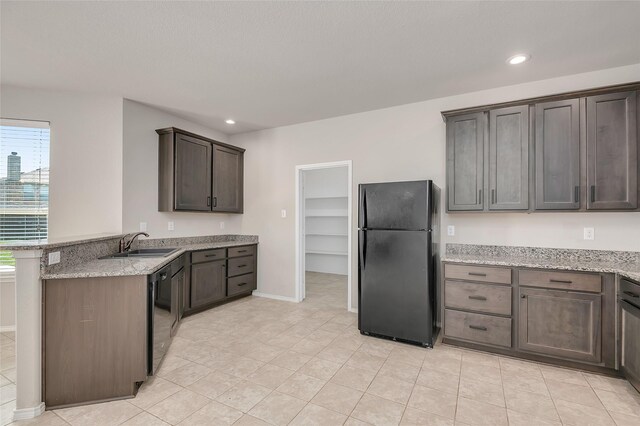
[446,112,485,211]
[443,83,640,213]
[488,105,529,210]
[586,91,638,210]
[157,127,245,213]
[535,99,581,210]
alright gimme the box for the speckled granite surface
[41,235,258,280]
[444,244,640,282]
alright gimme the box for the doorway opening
[295,161,352,311]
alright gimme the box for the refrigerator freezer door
[359,229,434,345]
[359,181,430,230]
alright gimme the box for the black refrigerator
[358,180,440,347]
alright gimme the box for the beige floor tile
[408,384,457,419]
[506,409,561,426]
[609,411,640,426]
[367,374,414,404]
[130,376,183,410]
[359,340,396,358]
[311,382,364,415]
[159,361,211,387]
[593,387,640,417]
[290,338,328,356]
[503,387,560,421]
[502,370,549,396]
[248,391,306,426]
[416,368,459,395]
[147,388,209,425]
[246,364,294,389]
[330,365,377,392]
[388,346,427,367]
[539,365,589,386]
[318,344,357,364]
[400,407,454,425]
[346,350,387,372]
[379,360,421,384]
[215,380,272,413]
[351,393,405,426]
[458,377,504,407]
[460,363,502,386]
[233,414,272,425]
[269,351,312,371]
[8,410,68,425]
[187,370,241,399]
[455,396,508,426]
[584,373,639,395]
[298,357,343,380]
[54,400,141,425]
[244,343,285,363]
[0,376,10,388]
[156,355,191,376]
[554,399,616,426]
[289,403,348,426]
[223,357,265,379]
[276,372,325,401]
[0,385,15,405]
[121,411,170,426]
[462,351,500,369]
[178,400,243,425]
[546,378,602,407]
[306,329,341,345]
[499,357,543,378]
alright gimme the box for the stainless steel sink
[101,248,179,259]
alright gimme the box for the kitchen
[1,1,640,425]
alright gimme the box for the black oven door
[148,267,172,375]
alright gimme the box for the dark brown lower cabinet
[518,287,601,363]
[190,258,226,308]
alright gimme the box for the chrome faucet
[119,232,149,253]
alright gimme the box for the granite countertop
[42,238,258,280]
[443,244,640,282]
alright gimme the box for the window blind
[0,120,50,266]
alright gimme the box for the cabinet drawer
[445,281,512,315]
[191,249,226,264]
[228,273,256,296]
[445,309,512,348]
[445,264,512,284]
[519,270,601,293]
[228,256,254,277]
[228,245,256,258]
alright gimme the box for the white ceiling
[2,1,640,134]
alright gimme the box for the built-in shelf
[305,195,348,200]
[305,214,348,218]
[306,233,348,237]
[305,250,348,256]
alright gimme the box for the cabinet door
[446,113,484,211]
[586,91,638,210]
[489,105,529,210]
[535,99,581,210]
[175,134,212,211]
[190,260,226,308]
[212,145,243,212]
[518,287,601,363]
[621,300,640,391]
[170,270,183,336]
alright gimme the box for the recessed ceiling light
[225,119,236,125]
[507,54,530,65]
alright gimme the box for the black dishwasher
[148,255,184,375]
[619,278,640,392]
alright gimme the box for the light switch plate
[139,222,147,232]
[48,251,61,265]
[447,225,455,236]
[168,221,175,231]
[583,227,595,240]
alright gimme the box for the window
[0,119,50,266]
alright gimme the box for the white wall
[122,100,241,237]
[231,63,640,308]
[0,85,123,238]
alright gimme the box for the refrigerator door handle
[360,232,366,269]
[360,190,368,229]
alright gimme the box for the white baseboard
[252,291,299,303]
[0,325,15,332]
[348,307,358,314]
[13,403,45,420]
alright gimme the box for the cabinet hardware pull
[574,186,580,203]
[213,197,217,207]
[468,325,487,331]
[468,295,487,301]
[207,196,211,207]
[237,282,247,286]
[205,254,218,258]
[521,294,526,298]
[590,185,595,203]
[623,291,640,298]
[237,250,247,253]
[238,264,247,268]
[550,279,572,284]
[160,273,167,280]
[468,272,487,277]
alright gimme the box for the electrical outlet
[584,227,595,240]
[168,221,175,231]
[139,222,147,232]
[220,221,225,230]
[281,209,287,218]
[48,251,61,265]
[447,225,455,236]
